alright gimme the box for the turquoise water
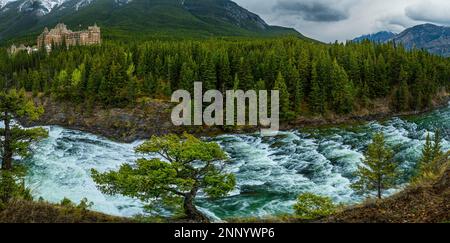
[23,103,450,220]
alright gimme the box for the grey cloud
[235,0,447,42]
[405,1,450,25]
[273,0,354,22]
[380,15,417,30]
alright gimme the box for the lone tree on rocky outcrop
[91,133,236,222]
[352,133,399,199]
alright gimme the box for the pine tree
[309,61,324,114]
[352,133,398,199]
[411,66,425,110]
[432,130,443,159]
[232,74,240,91]
[331,60,354,114]
[347,50,361,86]
[199,54,217,90]
[2,37,450,120]
[31,71,41,97]
[126,63,138,105]
[358,81,370,108]
[237,57,254,90]
[255,78,266,91]
[395,67,411,112]
[143,72,156,97]
[179,62,196,92]
[417,133,435,176]
[86,59,103,106]
[317,52,332,105]
[217,52,232,92]
[363,57,375,97]
[285,59,302,112]
[156,78,172,98]
[374,54,388,97]
[298,49,310,91]
[274,72,291,119]
[70,67,83,101]
[415,130,444,181]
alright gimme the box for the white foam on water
[11,104,450,220]
[25,126,144,216]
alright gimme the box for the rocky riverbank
[22,93,450,142]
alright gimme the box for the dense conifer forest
[1,38,449,120]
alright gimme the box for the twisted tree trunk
[2,112,13,171]
[183,189,209,223]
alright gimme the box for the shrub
[60,197,94,210]
[294,193,337,219]
[0,171,32,207]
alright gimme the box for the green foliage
[59,197,74,207]
[274,72,292,120]
[0,89,48,170]
[352,133,399,199]
[394,66,412,112]
[0,89,43,120]
[309,61,324,114]
[91,133,236,222]
[330,59,354,114]
[414,130,447,183]
[293,193,338,219]
[0,170,33,206]
[2,37,449,117]
[60,197,94,210]
[432,130,444,159]
[0,0,302,41]
[0,89,45,204]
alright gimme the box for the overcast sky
[234,0,450,42]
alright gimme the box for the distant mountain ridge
[0,0,304,41]
[353,24,450,57]
[353,31,396,43]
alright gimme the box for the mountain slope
[392,24,450,57]
[353,24,450,57]
[0,0,303,41]
[353,31,396,43]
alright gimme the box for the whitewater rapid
[22,103,450,219]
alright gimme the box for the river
[22,103,450,220]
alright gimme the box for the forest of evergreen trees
[1,38,449,120]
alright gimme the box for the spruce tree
[331,60,354,114]
[309,61,324,114]
[417,133,435,176]
[432,129,443,160]
[217,53,232,92]
[352,133,398,199]
[179,62,196,92]
[363,57,375,97]
[199,54,217,91]
[237,57,254,90]
[285,60,302,112]
[415,130,444,181]
[274,72,291,119]
[347,50,361,86]
[374,54,388,97]
[395,67,411,112]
